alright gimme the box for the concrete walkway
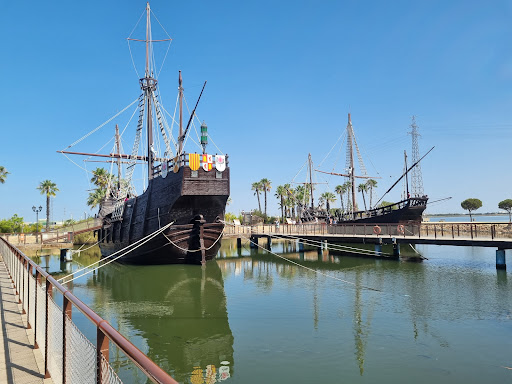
[0,255,51,384]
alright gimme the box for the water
[32,239,512,383]
[426,214,510,223]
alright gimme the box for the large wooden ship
[300,113,428,224]
[60,3,229,264]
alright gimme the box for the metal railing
[0,237,178,384]
[224,222,512,241]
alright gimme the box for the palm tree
[366,179,378,209]
[0,166,9,184]
[91,168,111,190]
[321,192,337,213]
[283,184,295,219]
[343,181,353,211]
[87,188,106,209]
[275,185,286,223]
[251,181,262,212]
[358,183,368,211]
[335,184,346,212]
[260,178,272,217]
[37,180,59,232]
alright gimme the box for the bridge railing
[224,222,512,240]
[0,237,178,384]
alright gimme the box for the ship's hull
[339,198,427,224]
[302,197,428,225]
[97,160,230,264]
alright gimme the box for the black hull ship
[97,160,229,265]
[60,3,229,264]
[299,114,429,224]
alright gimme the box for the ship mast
[347,113,357,213]
[308,153,315,209]
[115,124,122,191]
[144,2,154,181]
[178,71,184,154]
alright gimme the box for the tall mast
[145,2,154,180]
[178,71,183,154]
[404,150,410,199]
[145,2,150,77]
[347,113,357,213]
[115,124,122,191]
[308,153,315,209]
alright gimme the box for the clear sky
[1,0,511,223]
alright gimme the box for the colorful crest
[215,155,226,172]
[202,154,213,172]
[173,156,180,173]
[189,153,200,171]
[161,161,168,178]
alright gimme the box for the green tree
[498,199,512,223]
[343,181,353,211]
[320,192,337,213]
[87,188,106,209]
[461,198,482,222]
[251,181,262,212]
[90,167,111,189]
[358,183,368,211]
[37,180,59,232]
[335,184,346,212]
[0,166,9,184]
[366,179,378,209]
[0,214,24,233]
[260,178,272,217]
[275,185,286,223]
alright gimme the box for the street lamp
[32,205,42,243]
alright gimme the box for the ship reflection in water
[86,255,234,383]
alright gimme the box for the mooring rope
[58,222,174,284]
[162,225,225,252]
[235,231,381,292]
[222,221,393,257]
[272,232,393,257]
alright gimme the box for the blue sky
[1,0,511,223]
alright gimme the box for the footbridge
[225,222,511,269]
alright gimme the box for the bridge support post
[392,238,400,257]
[375,239,382,256]
[236,237,242,249]
[250,236,258,249]
[266,236,272,250]
[496,248,506,270]
[298,241,304,251]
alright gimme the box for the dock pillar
[317,245,322,255]
[236,238,242,249]
[266,236,272,250]
[496,248,506,270]
[298,241,304,251]
[375,239,383,256]
[250,236,258,249]
[393,242,400,257]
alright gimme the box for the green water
[36,239,512,383]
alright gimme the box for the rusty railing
[0,237,178,384]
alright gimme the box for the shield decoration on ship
[215,155,226,172]
[161,161,168,178]
[189,153,200,171]
[173,156,180,173]
[202,154,213,171]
